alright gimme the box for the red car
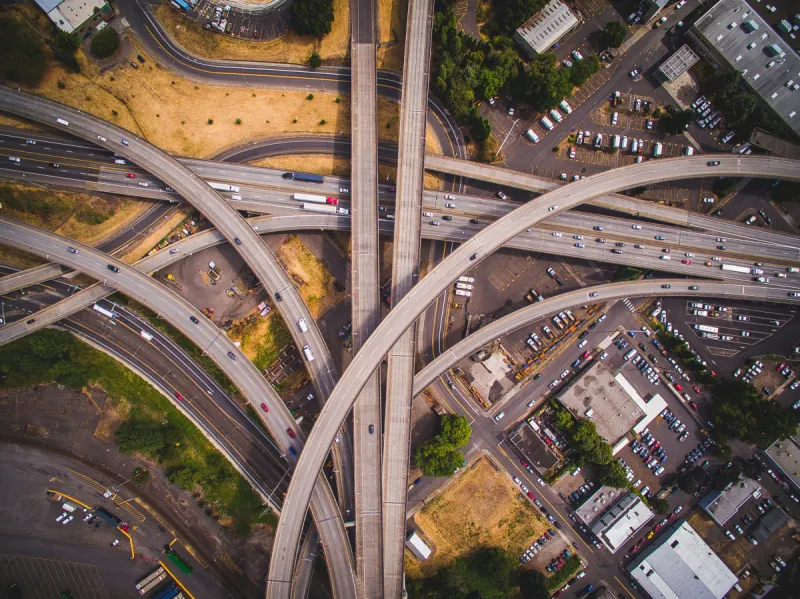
[521,459,528,467]
[693,386,702,394]
[674,384,683,392]
[689,401,699,411]
[174,392,183,401]
[527,491,535,499]
[260,403,269,412]
[126,173,136,179]
[682,259,692,265]
[287,428,296,439]
[582,351,591,359]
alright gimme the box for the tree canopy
[90,26,120,59]
[0,16,48,85]
[599,21,627,48]
[492,0,547,34]
[289,0,334,38]
[662,108,695,134]
[414,414,472,477]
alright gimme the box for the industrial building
[575,486,653,553]
[34,0,110,33]
[699,477,761,526]
[764,436,800,492]
[628,520,738,599]
[557,360,666,451]
[687,0,800,136]
[405,531,432,560]
[658,45,700,82]
[513,0,579,58]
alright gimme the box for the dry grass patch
[406,457,549,578]
[154,1,349,64]
[377,0,406,72]
[279,234,344,318]
[0,114,47,132]
[250,155,352,177]
[0,245,45,269]
[0,183,151,246]
[230,312,293,371]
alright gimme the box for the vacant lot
[230,311,293,371]
[154,1,349,64]
[0,183,150,246]
[378,0,406,72]
[279,234,344,318]
[406,456,549,578]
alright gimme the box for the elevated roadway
[381,0,435,594]
[266,154,800,596]
[349,0,383,592]
[0,215,356,598]
[412,279,800,395]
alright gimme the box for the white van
[621,136,628,150]
[303,345,315,361]
[455,289,472,297]
[630,139,639,153]
[559,99,572,114]
[612,135,620,149]
[114,159,127,165]
[653,142,663,157]
[549,109,563,123]
[140,330,154,341]
[684,146,694,156]
[525,129,540,143]
[56,118,70,127]
[612,111,619,125]
[298,318,309,332]
[540,116,554,130]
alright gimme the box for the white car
[572,50,583,61]
[549,205,558,211]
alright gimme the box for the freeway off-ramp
[266,153,800,594]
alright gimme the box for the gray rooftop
[690,0,800,135]
[765,436,800,491]
[659,45,700,82]
[753,507,789,541]
[698,476,761,525]
[628,520,738,599]
[750,128,800,158]
[34,0,62,13]
[514,0,578,56]
[575,486,653,553]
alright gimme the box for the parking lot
[188,0,290,41]
[0,553,110,599]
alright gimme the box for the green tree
[29,329,73,360]
[614,266,643,281]
[0,16,48,85]
[599,21,627,48]
[517,570,550,599]
[493,0,547,33]
[308,51,322,68]
[711,379,797,447]
[438,414,472,448]
[168,466,200,489]
[469,112,492,142]
[650,497,670,514]
[289,0,334,38]
[712,177,738,197]
[569,56,600,87]
[661,108,695,134]
[90,27,120,59]
[414,441,464,477]
[116,419,167,458]
[599,460,629,488]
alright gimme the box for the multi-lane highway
[0,214,358,599]
[266,153,800,593]
[381,0,436,593]
[349,0,384,592]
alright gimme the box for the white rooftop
[514,0,578,56]
[405,532,432,560]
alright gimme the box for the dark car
[137,54,145,63]
[469,219,481,224]
[533,373,542,380]
[470,253,479,260]
[234,237,242,245]
[289,446,297,456]
[50,162,60,168]
[287,428,296,439]
[274,292,282,302]
[369,424,375,434]
[190,316,199,324]
[26,318,36,325]
[227,351,236,360]
[442,215,453,221]
[662,284,671,289]
[175,392,183,401]
[707,160,721,166]
[107,264,120,273]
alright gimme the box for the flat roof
[514,0,578,56]
[405,532,432,560]
[508,421,560,471]
[575,486,624,525]
[690,0,800,135]
[575,487,653,552]
[750,128,800,158]
[34,0,62,13]
[629,521,738,599]
[659,45,700,81]
[699,477,761,525]
[765,436,800,491]
[558,361,645,445]
[461,351,514,404]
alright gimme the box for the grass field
[378,0,406,72]
[406,457,549,578]
[154,1,349,64]
[0,183,151,247]
[279,234,344,318]
[231,311,293,372]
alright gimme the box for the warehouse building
[699,477,761,526]
[628,520,738,599]
[34,0,110,33]
[514,0,579,58]
[687,0,800,136]
[575,486,653,553]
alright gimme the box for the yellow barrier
[159,561,196,599]
[47,489,92,511]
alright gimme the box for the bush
[0,16,48,85]
[235,118,242,124]
[599,21,627,48]
[713,177,738,197]
[90,27,120,59]
[308,51,322,68]
[207,118,214,125]
[75,206,114,225]
[545,556,582,592]
[290,0,334,38]
[614,266,643,281]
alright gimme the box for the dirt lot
[406,456,550,577]
[119,206,194,263]
[279,234,345,318]
[154,1,349,65]
[0,183,151,247]
[229,311,293,371]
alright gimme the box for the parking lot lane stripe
[63,560,89,599]
[24,556,52,598]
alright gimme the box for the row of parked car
[631,431,666,476]
[692,95,722,130]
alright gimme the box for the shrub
[319,119,327,125]
[306,93,314,100]
[308,51,322,68]
[90,27,120,59]
[235,118,242,125]
[57,81,66,89]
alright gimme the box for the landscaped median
[544,555,582,593]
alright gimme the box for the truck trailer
[282,172,325,183]
[720,264,762,275]
[302,203,350,215]
[207,182,240,193]
[293,193,337,205]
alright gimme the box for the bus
[166,549,193,575]
[136,567,165,591]
[694,324,719,334]
[92,304,115,319]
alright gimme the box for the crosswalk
[622,298,636,312]
[69,469,147,523]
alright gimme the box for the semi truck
[135,567,165,591]
[166,549,193,575]
[721,264,762,275]
[282,172,325,183]
[293,193,338,205]
[208,182,240,193]
[138,572,168,595]
[302,203,350,215]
